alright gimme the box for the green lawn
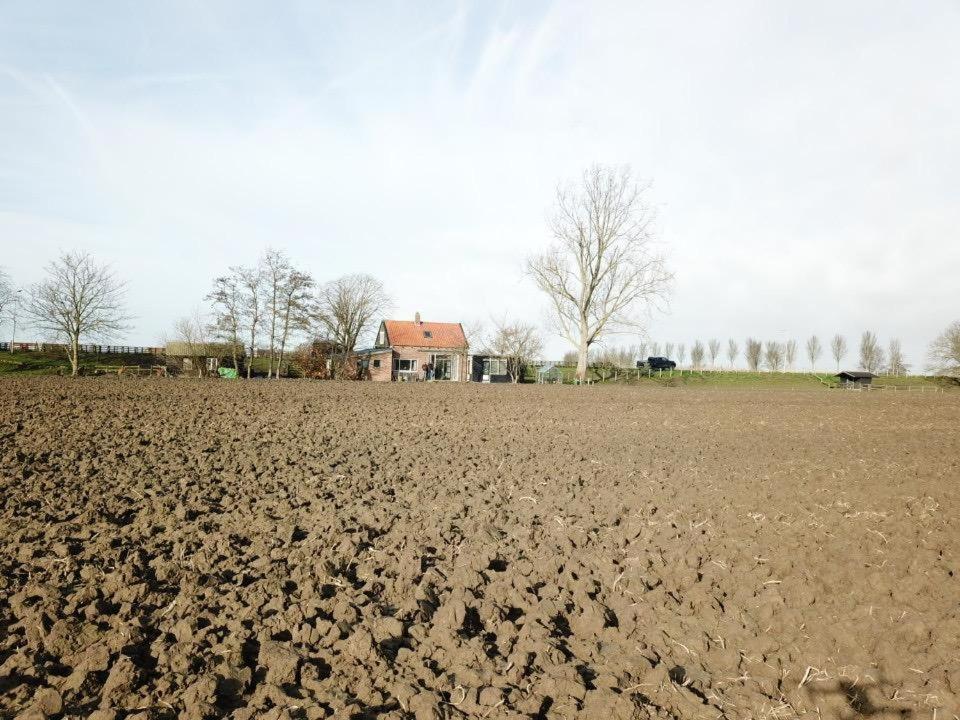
[0,349,162,376]
[534,366,954,390]
[0,350,296,378]
[597,368,829,388]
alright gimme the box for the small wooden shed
[836,371,876,387]
[165,342,223,376]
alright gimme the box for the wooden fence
[841,382,945,393]
[0,342,164,355]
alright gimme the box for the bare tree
[206,273,244,371]
[25,251,130,376]
[927,321,960,376]
[830,334,847,371]
[561,350,578,366]
[236,265,264,379]
[168,311,212,377]
[487,317,544,383]
[663,342,674,360]
[591,345,636,370]
[745,338,762,371]
[726,339,739,369]
[260,249,292,379]
[690,340,705,369]
[785,339,798,370]
[649,341,660,358]
[636,340,648,364]
[314,274,391,375]
[526,165,672,381]
[677,343,687,367]
[462,320,485,350]
[275,269,315,379]
[590,350,617,381]
[764,341,785,372]
[0,268,20,352]
[887,338,908,376]
[859,331,885,373]
[708,338,721,367]
[0,267,15,322]
[805,335,822,371]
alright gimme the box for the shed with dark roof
[836,371,876,386]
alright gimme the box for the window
[483,358,507,375]
[373,359,380,368]
[423,331,432,339]
[396,358,416,371]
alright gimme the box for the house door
[432,354,451,380]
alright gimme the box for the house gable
[375,321,390,348]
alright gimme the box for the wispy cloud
[0,2,957,362]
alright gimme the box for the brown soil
[1,378,958,720]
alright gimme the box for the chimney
[415,311,421,325]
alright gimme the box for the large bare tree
[927,320,960,376]
[526,165,671,381]
[859,331,884,373]
[805,335,822,371]
[314,274,391,375]
[830,334,847,371]
[487,317,544,383]
[25,251,130,376]
[745,338,762,371]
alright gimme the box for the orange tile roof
[384,320,468,349]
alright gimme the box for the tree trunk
[576,330,589,382]
[277,306,292,380]
[267,294,278,379]
[247,329,255,379]
[69,334,80,377]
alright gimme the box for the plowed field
[1,379,958,719]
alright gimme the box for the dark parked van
[646,356,676,370]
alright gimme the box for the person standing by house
[424,361,433,381]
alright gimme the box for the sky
[1,1,958,369]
